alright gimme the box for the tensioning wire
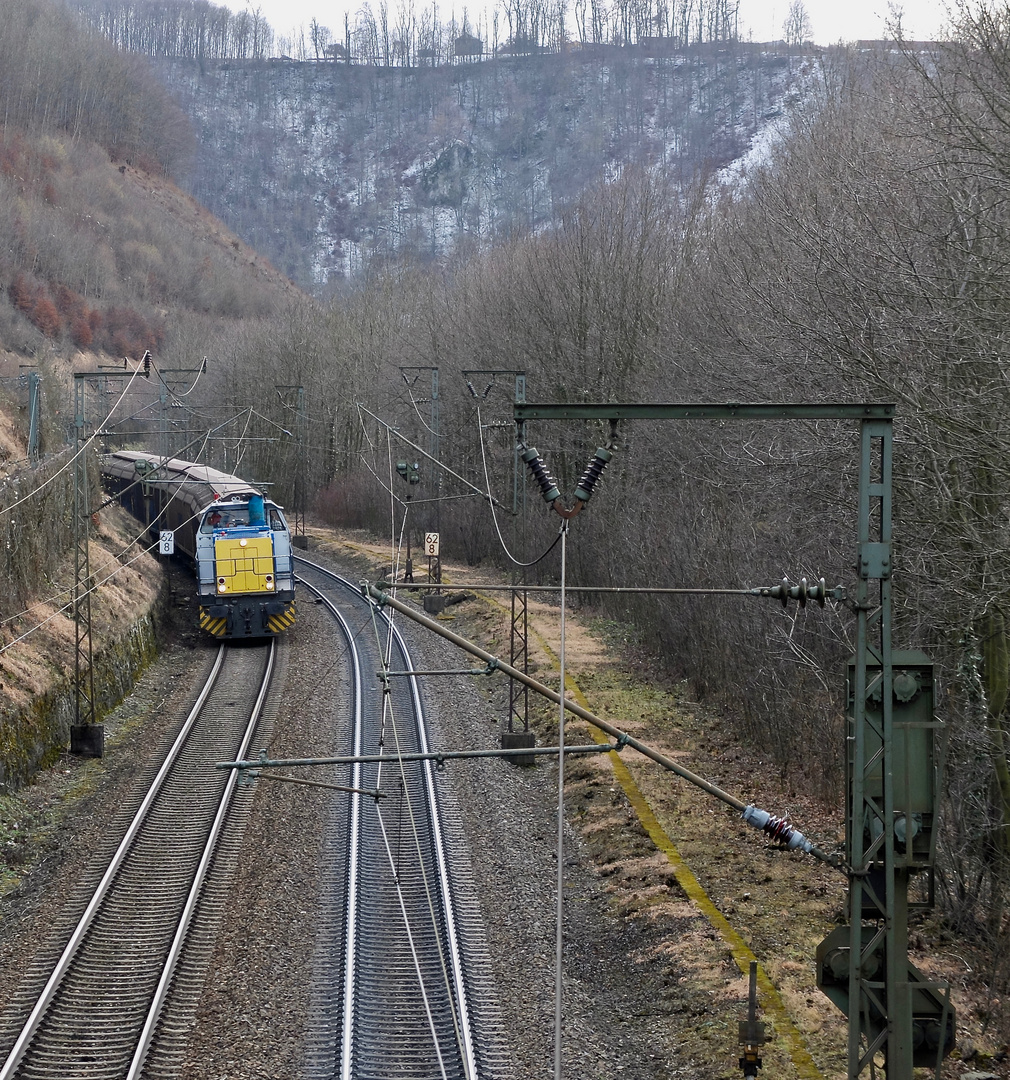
[365,594,472,1076]
[0,430,213,638]
[554,520,569,1080]
[0,365,144,519]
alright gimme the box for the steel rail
[0,646,228,1080]
[126,639,277,1078]
[387,609,479,1079]
[296,558,478,1079]
[295,574,365,1080]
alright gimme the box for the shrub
[70,314,92,347]
[30,296,60,337]
[100,305,163,358]
[8,273,35,314]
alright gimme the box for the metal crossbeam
[514,402,896,421]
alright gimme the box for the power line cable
[476,406,561,568]
[0,367,144,519]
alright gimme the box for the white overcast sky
[233,0,951,50]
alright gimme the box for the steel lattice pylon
[275,384,307,545]
[511,400,952,1079]
[70,375,99,755]
[463,369,530,734]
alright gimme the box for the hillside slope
[160,47,809,290]
[0,134,299,371]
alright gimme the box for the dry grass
[0,504,161,718]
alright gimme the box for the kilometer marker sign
[425,532,439,556]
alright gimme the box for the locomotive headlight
[265,581,274,590]
[240,539,248,547]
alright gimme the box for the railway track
[0,640,276,1080]
[295,557,498,1080]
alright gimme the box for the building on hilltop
[454,32,483,58]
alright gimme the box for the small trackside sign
[159,530,175,555]
[425,532,439,556]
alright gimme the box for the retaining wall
[0,592,166,792]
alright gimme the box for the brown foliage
[7,274,34,314]
[30,297,60,337]
[100,306,164,358]
[70,314,92,348]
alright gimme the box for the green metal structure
[70,373,99,756]
[463,369,532,739]
[512,400,952,1079]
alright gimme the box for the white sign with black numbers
[425,532,440,556]
[159,530,175,555]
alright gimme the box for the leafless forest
[6,0,1010,1040]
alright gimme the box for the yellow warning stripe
[476,587,824,1080]
[575,686,823,1079]
[199,615,227,637]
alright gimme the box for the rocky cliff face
[160,47,805,292]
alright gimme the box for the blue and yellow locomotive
[102,451,297,638]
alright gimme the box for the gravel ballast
[0,549,718,1080]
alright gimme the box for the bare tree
[309,17,331,58]
[782,0,811,45]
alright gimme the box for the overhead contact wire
[0,429,215,652]
[554,522,568,1080]
[366,595,473,1075]
[0,365,143,519]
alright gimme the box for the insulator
[755,575,829,608]
[521,446,561,504]
[574,447,613,503]
[742,804,814,855]
[759,577,791,607]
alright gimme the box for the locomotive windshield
[201,505,251,531]
[199,501,285,533]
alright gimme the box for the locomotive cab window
[269,508,285,530]
[202,505,253,530]
[201,509,223,533]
